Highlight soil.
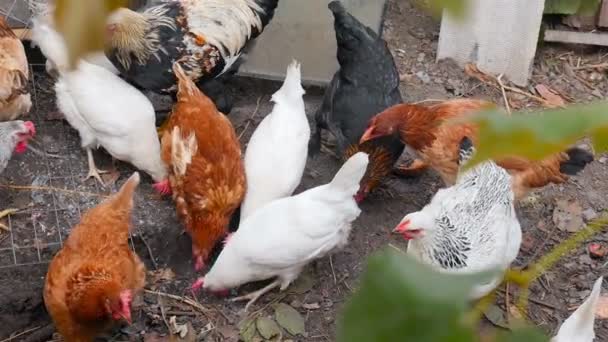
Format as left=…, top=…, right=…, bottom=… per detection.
left=2, top=0, right=608, bottom=341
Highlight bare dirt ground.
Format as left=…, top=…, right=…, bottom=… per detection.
left=2, top=0, right=608, bottom=341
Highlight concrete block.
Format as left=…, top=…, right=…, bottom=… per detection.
left=437, top=0, right=545, bottom=86
left=239, top=0, right=389, bottom=86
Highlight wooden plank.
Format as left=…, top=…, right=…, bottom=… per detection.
left=544, top=29, right=608, bottom=46
left=599, top=0, right=608, bottom=27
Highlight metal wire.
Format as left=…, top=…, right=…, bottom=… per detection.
left=0, top=0, right=138, bottom=268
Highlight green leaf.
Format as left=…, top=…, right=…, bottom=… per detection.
left=544, top=0, right=600, bottom=15
left=256, top=316, right=282, bottom=340
left=54, top=0, right=127, bottom=68
left=420, top=0, right=470, bottom=18
left=337, top=248, right=496, bottom=342
left=483, top=304, right=509, bottom=329
left=238, top=317, right=258, bottom=342
left=274, top=303, right=306, bottom=336
left=459, top=102, right=608, bottom=170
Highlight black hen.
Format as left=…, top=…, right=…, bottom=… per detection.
left=311, top=1, right=404, bottom=203
left=560, top=147, right=594, bottom=175
left=105, top=0, right=280, bottom=114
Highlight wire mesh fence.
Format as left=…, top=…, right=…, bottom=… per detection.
left=0, top=1, right=140, bottom=268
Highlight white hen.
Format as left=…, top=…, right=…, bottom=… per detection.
left=394, top=137, right=522, bottom=299
left=552, top=276, right=603, bottom=342
left=30, top=19, right=168, bottom=191
left=194, top=152, right=369, bottom=310
left=240, top=60, right=310, bottom=221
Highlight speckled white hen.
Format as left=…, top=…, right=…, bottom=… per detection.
left=239, top=60, right=310, bottom=221
left=552, top=276, right=603, bottom=342
left=30, top=20, right=168, bottom=191
left=394, top=137, right=522, bottom=299
left=194, top=152, right=369, bottom=310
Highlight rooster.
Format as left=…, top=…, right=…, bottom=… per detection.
left=552, top=277, right=603, bottom=342
left=0, top=120, right=35, bottom=230
left=0, top=16, right=32, bottom=121
left=360, top=99, right=594, bottom=199
left=239, top=60, right=309, bottom=222
left=105, top=0, right=281, bottom=115
left=394, top=137, right=521, bottom=299
left=309, top=1, right=404, bottom=203
left=161, top=62, right=246, bottom=272
left=44, top=172, right=146, bottom=341
left=30, top=19, right=169, bottom=191
left=193, top=152, right=368, bottom=310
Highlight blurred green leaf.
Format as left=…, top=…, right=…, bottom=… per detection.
left=54, top=0, right=127, bottom=68
left=337, top=249, right=496, bottom=342
left=274, top=303, right=306, bottom=336
left=416, top=0, right=469, bottom=18
left=256, top=316, right=282, bottom=340
left=459, top=102, right=608, bottom=170
left=544, top=0, right=600, bottom=15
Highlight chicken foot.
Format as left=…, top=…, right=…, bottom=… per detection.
left=85, top=148, right=108, bottom=186
left=231, top=279, right=281, bottom=311
left=0, top=208, right=19, bottom=231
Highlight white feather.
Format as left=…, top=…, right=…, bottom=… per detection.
left=240, top=61, right=309, bottom=221
left=33, top=22, right=166, bottom=182
left=182, top=0, right=266, bottom=58
left=552, top=277, right=603, bottom=342
left=402, top=159, right=522, bottom=299
left=202, top=152, right=368, bottom=291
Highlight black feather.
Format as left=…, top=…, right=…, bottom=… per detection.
left=560, top=147, right=594, bottom=175
left=458, top=136, right=474, bottom=165
left=311, top=0, right=402, bottom=157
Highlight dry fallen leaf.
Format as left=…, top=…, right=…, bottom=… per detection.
left=149, top=268, right=176, bottom=283
left=535, top=84, right=567, bottom=108
left=596, top=296, right=608, bottom=319
left=552, top=199, right=584, bottom=232
left=464, top=63, right=494, bottom=83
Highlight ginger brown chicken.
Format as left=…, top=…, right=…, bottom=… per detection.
left=360, top=99, right=594, bottom=199
left=44, top=173, right=146, bottom=342
left=161, top=62, right=246, bottom=272
left=0, top=16, right=31, bottom=120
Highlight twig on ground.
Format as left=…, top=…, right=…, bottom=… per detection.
left=238, top=96, right=263, bottom=140
left=573, top=62, right=608, bottom=70
left=1, top=326, right=41, bottom=342
left=496, top=74, right=511, bottom=115
left=138, top=234, right=158, bottom=270
left=157, top=294, right=171, bottom=334
left=144, top=289, right=210, bottom=315
left=0, top=184, right=105, bottom=198
left=329, top=255, right=337, bottom=285
left=412, top=99, right=445, bottom=104
left=27, top=143, right=67, bottom=159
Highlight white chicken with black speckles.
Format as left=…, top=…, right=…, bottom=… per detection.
left=394, top=137, right=522, bottom=299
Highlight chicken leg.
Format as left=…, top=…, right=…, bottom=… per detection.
left=0, top=208, right=18, bottom=231
left=85, top=148, right=107, bottom=186
left=230, top=280, right=281, bottom=311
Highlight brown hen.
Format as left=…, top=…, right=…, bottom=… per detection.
left=161, top=63, right=246, bottom=272
left=0, top=17, right=31, bottom=120
left=44, top=173, right=146, bottom=342
left=360, top=99, right=594, bottom=199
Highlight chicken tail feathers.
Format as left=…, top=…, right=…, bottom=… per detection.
left=30, top=18, right=69, bottom=72
left=271, top=60, right=305, bottom=105
left=110, top=172, right=140, bottom=210
left=252, top=0, right=281, bottom=29
left=560, top=147, right=594, bottom=176
left=457, top=136, right=475, bottom=165
left=554, top=277, right=602, bottom=341
left=173, top=63, right=199, bottom=98
left=329, top=152, right=369, bottom=195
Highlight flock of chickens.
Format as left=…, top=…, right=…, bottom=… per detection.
left=0, top=0, right=603, bottom=341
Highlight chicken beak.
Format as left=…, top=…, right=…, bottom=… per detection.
left=393, top=219, right=410, bottom=234
left=359, top=126, right=376, bottom=144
